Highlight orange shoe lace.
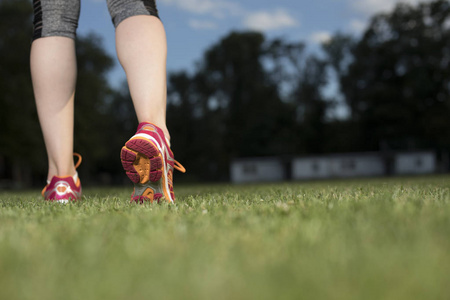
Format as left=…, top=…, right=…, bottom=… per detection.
left=73, top=153, right=82, bottom=169
left=174, top=160, right=186, bottom=173
left=168, top=160, right=185, bottom=200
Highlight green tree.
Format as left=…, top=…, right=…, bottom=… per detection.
left=167, top=32, right=301, bottom=181
left=166, top=71, right=207, bottom=181
left=341, top=0, right=450, bottom=150
left=297, top=57, right=329, bottom=153
left=201, top=32, right=297, bottom=158
left=266, top=38, right=331, bottom=154
left=0, top=0, right=44, bottom=186
left=321, top=33, right=364, bottom=152
left=73, top=33, right=116, bottom=183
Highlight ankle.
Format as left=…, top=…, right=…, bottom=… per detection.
left=47, top=164, right=76, bottom=182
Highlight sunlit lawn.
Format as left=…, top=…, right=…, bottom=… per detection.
left=0, top=176, right=449, bottom=300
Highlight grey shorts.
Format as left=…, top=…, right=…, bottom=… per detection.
left=32, top=0, right=159, bottom=41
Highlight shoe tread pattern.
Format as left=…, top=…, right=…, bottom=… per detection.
left=121, top=138, right=163, bottom=184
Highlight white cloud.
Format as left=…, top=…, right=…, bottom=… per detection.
left=349, top=19, right=367, bottom=33
left=310, top=31, right=332, bottom=44
left=159, top=0, right=242, bottom=18
left=189, top=19, right=218, bottom=30
left=349, top=0, right=435, bottom=15
left=243, top=9, right=299, bottom=31
left=159, top=0, right=298, bottom=32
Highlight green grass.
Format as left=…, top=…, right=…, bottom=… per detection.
left=0, top=176, right=449, bottom=300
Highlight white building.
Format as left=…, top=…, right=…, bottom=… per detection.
left=394, top=152, right=436, bottom=175
left=292, top=153, right=385, bottom=180
left=230, top=158, right=285, bottom=183
left=231, top=151, right=438, bottom=183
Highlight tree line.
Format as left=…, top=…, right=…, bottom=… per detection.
left=0, top=0, right=449, bottom=186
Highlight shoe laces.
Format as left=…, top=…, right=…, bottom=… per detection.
left=168, top=160, right=185, bottom=198
left=174, top=160, right=186, bottom=173
left=74, top=153, right=82, bottom=169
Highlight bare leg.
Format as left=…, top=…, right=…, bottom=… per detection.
left=30, top=37, right=77, bottom=181
left=115, top=15, right=170, bottom=140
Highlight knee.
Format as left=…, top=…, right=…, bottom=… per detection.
left=33, top=0, right=80, bottom=41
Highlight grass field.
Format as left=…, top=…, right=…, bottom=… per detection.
left=0, top=176, right=449, bottom=300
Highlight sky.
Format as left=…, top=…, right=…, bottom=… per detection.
left=78, top=0, right=435, bottom=86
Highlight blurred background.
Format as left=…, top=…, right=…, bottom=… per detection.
left=0, top=0, right=449, bottom=188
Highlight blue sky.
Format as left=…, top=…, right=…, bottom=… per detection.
left=77, top=0, right=433, bottom=86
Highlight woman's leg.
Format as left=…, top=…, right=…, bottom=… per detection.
left=31, top=0, right=80, bottom=181
left=109, top=1, right=185, bottom=203
left=115, top=15, right=170, bottom=140
left=31, top=37, right=77, bottom=180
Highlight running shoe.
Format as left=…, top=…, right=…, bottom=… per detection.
left=41, top=153, right=82, bottom=203
left=121, top=122, right=185, bottom=203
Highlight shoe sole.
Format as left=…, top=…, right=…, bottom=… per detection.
left=121, top=138, right=163, bottom=184
left=121, top=137, right=168, bottom=203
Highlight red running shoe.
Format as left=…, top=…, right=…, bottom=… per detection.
left=121, top=122, right=185, bottom=203
left=41, top=153, right=82, bottom=203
